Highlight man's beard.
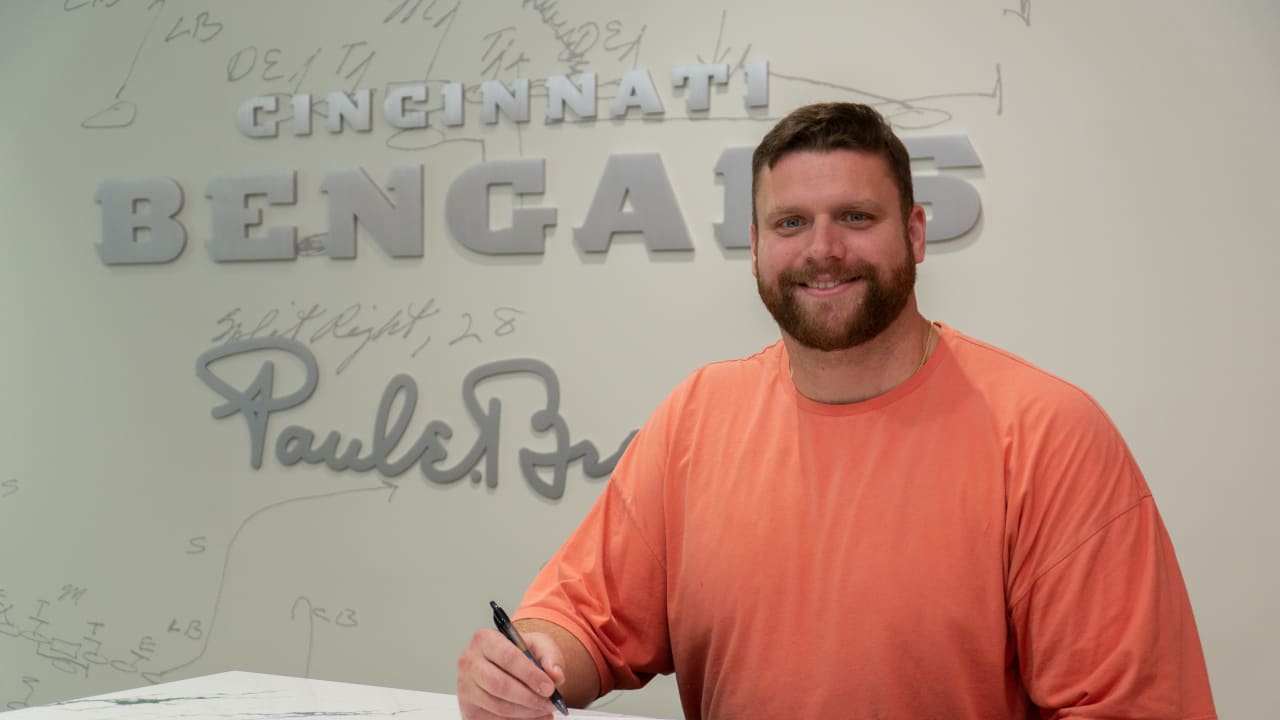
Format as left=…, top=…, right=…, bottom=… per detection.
left=756, top=243, right=916, bottom=352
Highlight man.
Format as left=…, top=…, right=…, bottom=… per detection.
left=456, top=103, right=1216, bottom=719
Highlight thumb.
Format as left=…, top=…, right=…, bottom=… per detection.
left=523, top=632, right=567, bottom=684
left=546, top=662, right=567, bottom=687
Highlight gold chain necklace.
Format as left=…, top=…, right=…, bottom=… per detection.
left=918, top=318, right=936, bottom=370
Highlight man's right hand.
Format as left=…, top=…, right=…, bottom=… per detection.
left=457, top=627, right=567, bottom=719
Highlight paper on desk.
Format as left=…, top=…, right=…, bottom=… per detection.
left=569, top=708, right=672, bottom=719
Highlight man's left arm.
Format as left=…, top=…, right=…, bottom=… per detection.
left=1010, top=497, right=1216, bottom=718
left=1005, top=392, right=1216, bottom=718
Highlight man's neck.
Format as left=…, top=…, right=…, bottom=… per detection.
left=783, top=306, right=933, bottom=404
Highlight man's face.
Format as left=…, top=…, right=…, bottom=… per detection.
left=750, top=149, right=926, bottom=351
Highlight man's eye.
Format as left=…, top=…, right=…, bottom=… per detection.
left=777, top=217, right=804, bottom=229
left=843, top=212, right=870, bottom=222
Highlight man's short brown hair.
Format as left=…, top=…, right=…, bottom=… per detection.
left=751, top=102, right=913, bottom=225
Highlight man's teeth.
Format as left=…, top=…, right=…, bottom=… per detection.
left=807, top=280, right=843, bottom=289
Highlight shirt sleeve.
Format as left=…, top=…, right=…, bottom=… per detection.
left=514, top=384, right=680, bottom=696
left=1011, top=499, right=1216, bottom=718
left=1005, top=389, right=1216, bottom=718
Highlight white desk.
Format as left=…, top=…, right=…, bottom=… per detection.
left=3, top=671, right=668, bottom=719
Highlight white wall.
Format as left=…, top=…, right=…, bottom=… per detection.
left=1, top=1, right=1276, bottom=718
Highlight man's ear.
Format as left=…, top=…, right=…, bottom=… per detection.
left=908, top=205, right=927, bottom=263
left=749, top=223, right=759, bottom=278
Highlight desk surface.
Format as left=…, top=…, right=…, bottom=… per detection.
left=3, top=671, right=668, bottom=719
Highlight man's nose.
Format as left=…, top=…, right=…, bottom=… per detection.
left=807, top=216, right=847, bottom=261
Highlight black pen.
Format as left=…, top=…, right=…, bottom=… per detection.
left=490, top=601, right=569, bottom=716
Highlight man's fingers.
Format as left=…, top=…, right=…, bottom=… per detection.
left=480, top=630, right=558, bottom=697
left=457, top=629, right=558, bottom=719
left=464, top=673, right=555, bottom=719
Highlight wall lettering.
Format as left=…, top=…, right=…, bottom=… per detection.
left=195, top=338, right=635, bottom=500
left=97, top=135, right=983, bottom=264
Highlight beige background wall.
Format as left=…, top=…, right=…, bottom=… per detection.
left=2, top=1, right=1277, bottom=718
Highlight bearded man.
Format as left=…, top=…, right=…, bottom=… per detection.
left=456, top=102, right=1216, bottom=720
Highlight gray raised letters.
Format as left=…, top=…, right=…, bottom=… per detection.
left=446, top=159, right=556, bottom=255
left=95, top=178, right=187, bottom=264
left=196, top=337, right=319, bottom=470
left=609, top=69, right=664, bottom=117
left=326, top=90, right=373, bottom=133
left=903, top=135, right=983, bottom=242
left=197, top=337, right=633, bottom=498
left=384, top=84, right=428, bottom=129
left=481, top=79, right=530, bottom=124
left=545, top=74, right=597, bottom=122
left=206, top=172, right=298, bottom=262
left=714, top=146, right=753, bottom=249
left=291, top=94, right=313, bottom=136
left=320, top=165, right=424, bottom=258
left=743, top=59, right=769, bottom=108
left=236, top=95, right=278, bottom=137
left=575, top=153, right=693, bottom=252
left=441, top=83, right=464, bottom=126
left=672, top=64, right=728, bottom=112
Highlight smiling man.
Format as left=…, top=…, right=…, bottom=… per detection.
left=751, top=129, right=929, bottom=403
left=456, top=103, right=1217, bottom=720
